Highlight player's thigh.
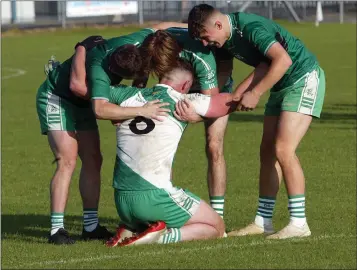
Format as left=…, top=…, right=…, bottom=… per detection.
left=47, top=131, right=78, bottom=162
left=36, top=84, right=76, bottom=135
left=261, top=116, right=280, bottom=147
left=117, top=188, right=201, bottom=229
left=276, top=112, right=312, bottom=152
left=184, top=199, right=224, bottom=231
left=204, top=115, right=229, bottom=144
left=77, top=129, right=102, bottom=166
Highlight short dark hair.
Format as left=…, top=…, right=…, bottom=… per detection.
left=188, top=4, right=216, bottom=39
left=140, top=30, right=182, bottom=79
left=108, top=44, right=142, bottom=79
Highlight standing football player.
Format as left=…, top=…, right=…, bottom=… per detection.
left=184, top=4, right=326, bottom=239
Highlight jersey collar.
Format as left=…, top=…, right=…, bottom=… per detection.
left=226, top=14, right=233, bottom=41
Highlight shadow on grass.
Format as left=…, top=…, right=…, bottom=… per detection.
left=1, top=214, right=119, bottom=243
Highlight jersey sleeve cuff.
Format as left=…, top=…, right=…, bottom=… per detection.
left=263, top=40, right=277, bottom=55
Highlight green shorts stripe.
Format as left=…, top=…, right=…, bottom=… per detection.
left=265, top=66, right=326, bottom=118
left=36, top=81, right=98, bottom=135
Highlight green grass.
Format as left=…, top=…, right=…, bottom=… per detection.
left=2, top=22, right=356, bottom=269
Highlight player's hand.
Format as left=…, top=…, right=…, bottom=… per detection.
left=237, top=90, right=261, bottom=111
left=75, top=35, right=105, bottom=51
left=141, top=100, right=170, bottom=121
left=111, top=120, right=124, bottom=126
left=44, top=55, right=61, bottom=76
left=174, top=99, right=201, bottom=123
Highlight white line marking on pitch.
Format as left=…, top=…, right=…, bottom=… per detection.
left=17, top=233, right=355, bottom=268
left=2, top=67, right=27, bottom=80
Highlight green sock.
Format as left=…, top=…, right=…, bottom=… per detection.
left=255, top=196, right=276, bottom=227
left=83, top=208, right=98, bottom=232
left=210, top=196, right=224, bottom=219
left=288, top=195, right=306, bottom=227
left=51, top=212, right=64, bottom=235
left=157, top=228, right=181, bottom=244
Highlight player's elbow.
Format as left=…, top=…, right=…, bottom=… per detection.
left=70, top=81, right=87, bottom=97
left=92, top=101, right=106, bottom=119
left=281, top=54, right=292, bottom=69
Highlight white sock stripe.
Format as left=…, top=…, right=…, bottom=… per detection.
left=291, top=212, right=305, bottom=216
left=51, top=219, right=64, bottom=223
left=84, top=213, right=98, bottom=216
left=288, top=202, right=305, bottom=208
left=84, top=215, right=98, bottom=219
left=212, top=203, right=224, bottom=209
left=288, top=197, right=305, bottom=202
left=215, top=210, right=224, bottom=214
left=51, top=224, right=64, bottom=228
left=84, top=220, right=98, bottom=224
left=84, top=222, right=98, bottom=226
left=258, top=198, right=276, bottom=203
left=84, top=216, right=98, bottom=220
left=257, top=208, right=273, bottom=214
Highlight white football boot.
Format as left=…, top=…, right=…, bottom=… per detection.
left=227, top=222, right=274, bottom=237
left=266, top=222, right=311, bottom=240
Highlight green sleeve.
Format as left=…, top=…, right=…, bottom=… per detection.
left=244, top=22, right=277, bottom=56
left=190, top=50, right=218, bottom=91
left=88, top=64, right=111, bottom=100
left=125, top=28, right=155, bottom=45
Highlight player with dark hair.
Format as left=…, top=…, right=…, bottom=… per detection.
left=37, top=35, right=169, bottom=245
left=185, top=4, right=326, bottom=239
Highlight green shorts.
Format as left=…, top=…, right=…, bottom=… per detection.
left=36, top=81, right=97, bottom=135
left=265, top=66, right=326, bottom=118
left=114, top=187, right=201, bottom=230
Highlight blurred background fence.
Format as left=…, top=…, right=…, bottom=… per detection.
left=1, top=0, right=356, bottom=31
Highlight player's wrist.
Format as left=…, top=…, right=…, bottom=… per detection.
left=75, top=43, right=87, bottom=51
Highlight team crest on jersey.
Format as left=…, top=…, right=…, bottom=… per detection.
left=207, top=70, right=215, bottom=80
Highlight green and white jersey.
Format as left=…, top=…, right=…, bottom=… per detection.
left=86, top=28, right=155, bottom=100
left=44, top=28, right=155, bottom=106
left=109, top=84, right=211, bottom=191
left=223, top=12, right=318, bottom=91
left=167, top=28, right=218, bottom=91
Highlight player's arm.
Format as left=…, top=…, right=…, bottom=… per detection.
left=70, top=45, right=89, bottom=99
left=232, top=61, right=269, bottom=101
left=250, top=43, right=291, bottom=97
left=176, top=93, right=238, bottom=121
left=89, top=68, right=170, bottom=121
left=70, top=36, right=105, bottom=98
left=237, top=24, right=292, bottom=110
left=151, top=22, right=188, bottom=31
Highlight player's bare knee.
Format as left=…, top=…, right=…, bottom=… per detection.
left=205, top=138, right=224, bottom=162
left=275, top=143, right=295, bottom=164
left=56, top=155, right=77, bottom=172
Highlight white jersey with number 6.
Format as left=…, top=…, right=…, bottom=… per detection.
left=109, top=84, right=211, bottom=192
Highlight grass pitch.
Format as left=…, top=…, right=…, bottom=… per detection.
left=1, top=23, right=356, bottom=269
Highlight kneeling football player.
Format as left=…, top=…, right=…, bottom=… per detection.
left=105, top=60, right=239, bottom=246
